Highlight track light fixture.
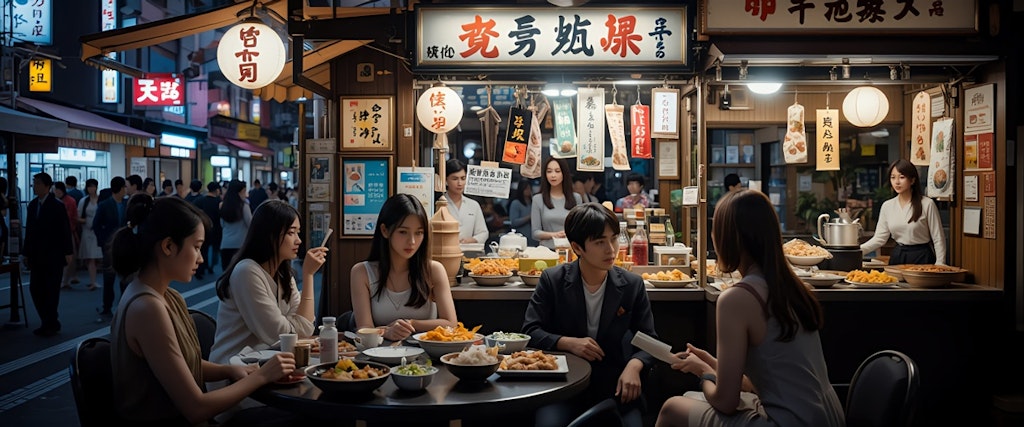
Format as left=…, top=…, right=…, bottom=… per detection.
left=829, top=66, right=838, bottom=81
left=715, top=62, right=722, bottom=81
left=739, top=60, right=748, bottom=80
left=841, top=58, right=851, bottom=79
left=889, top=65, right=899, bottom=80
left=901, top=64, right=910, bottom=80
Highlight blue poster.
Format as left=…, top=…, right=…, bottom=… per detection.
left=342, top=158, right=390, bottom=236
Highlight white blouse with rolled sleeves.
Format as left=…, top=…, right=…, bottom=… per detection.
left=860, top=196, right=946, bottom=265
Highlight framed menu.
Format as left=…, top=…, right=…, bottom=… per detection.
left=650, top=87, right=679, bottom=139
left=340, top=156, right=392, bottom=238
left=306, top=154, right=334, bottom=202
left=341, top=96, right=393, bottom=151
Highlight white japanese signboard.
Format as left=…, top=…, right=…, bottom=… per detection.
left=417, top=7, right=686, bottom=66
left=3, top=0, right=52, bottom=45
left=465, top=165, right=512, bottom=199
left=705, top=0, right=977, bottom=34
left=397, top=167, right=435, bottom=215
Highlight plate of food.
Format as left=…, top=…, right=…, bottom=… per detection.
left=468, top=273, right=514, bottom=286
left=802, top=273, right=844, bottom=288
left=786, top=255, right=828, bottom=266
left=845, top=269, right=900, bottom=288
left=299, top=338, right=358, bottom=357
left=782, top=239, right=832, bottom=266
left=497, top=350, right=568, bottom=378
left=647, top=279, right=698, bottom=288
left=899, top=264, right=967, bottom=288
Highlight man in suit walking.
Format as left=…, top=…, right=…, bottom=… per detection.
left=92, top=176, right=128, bottom=317
left=24, top=172, right=74, bottom=336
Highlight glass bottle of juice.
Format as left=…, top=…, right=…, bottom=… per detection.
left=616, top=221, right=630, bottom=266
left=631, top=220, right=649, bottom=266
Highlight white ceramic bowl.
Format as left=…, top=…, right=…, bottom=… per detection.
left=468, top=274, right=513, bottom=286
left=484, top=332, right=531, bottom=353
left=362, top=346, right=425, bottom=365
left=390, top=364, right=438, bottom=391
left=440, top=352, right=501, bottom=383
left=786, top=254, right=827, bottom=266
left=412, top=332, right=485, bottom=359
left=519, top=273, right=541, bottom=286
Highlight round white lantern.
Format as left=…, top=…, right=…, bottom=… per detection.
left=217, top=20, right=286, bottom=90
left=842, top=86, right=889, bottom=127
left=416, top=86, right=464, bottom=134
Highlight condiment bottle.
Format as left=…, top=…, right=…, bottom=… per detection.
left=319, top=316, right=339, bottom=365
left=616, top=221, right=630, bottom=266
left=631, top=220, right=649, bottom=266
left=665, top=219, right=675, bottom=247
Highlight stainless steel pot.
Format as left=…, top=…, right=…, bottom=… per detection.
left=815, top=214, right=862, bottom=248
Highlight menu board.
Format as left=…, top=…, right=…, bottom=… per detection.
left=341, top=157, right=391, bottom=237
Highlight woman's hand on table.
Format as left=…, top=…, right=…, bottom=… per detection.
left=384, top=319, right=415, bottom=341
left=255, top=352, right=296, bottom=384
left=302, top=247, right=329, bottom=277
left=560, top=337, right=605, bottom=362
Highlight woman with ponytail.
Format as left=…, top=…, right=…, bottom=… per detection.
left=110, top=194, right=297, bottom=426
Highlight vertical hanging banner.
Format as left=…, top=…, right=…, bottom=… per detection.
left=816, top=109, right=839, bottom=171
left=650, top=88, right=679, bottom=139
left=577, top=87, right=606, bottom=172
left=784, top=102, right=808, bottom=164
left=911, top=91, right=931, bottom=166
left=606, top=104, right=630, bottom=171
left=630, top=104, right=652, bottom=158
left=502, top=107, right=531, bottom=164
left=927, top=118, right=954, bottom=198
left=521, top=100, right=549, bottom=179
left=551, top=98, right=577, bottom=158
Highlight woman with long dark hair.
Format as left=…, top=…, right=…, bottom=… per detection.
left=531, top=157, right=582, bottom=249
left=110, top=195, right=296, bottom=425
left=210, top=200, right=328, bottom=364
left=219, top=180, right=251, bottom=270
left=350, top=194, right=457, bottom=342
left=657, top=190, right=844, bottom=427
left=861, top=158, right=946, bottom=265
left=142, top=177, right=157, bottom=197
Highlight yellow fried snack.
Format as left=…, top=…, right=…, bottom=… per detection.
left=464, top=258, right=516, bottom=275
left=846, top=269, right=898, bottom=284
left=421, top=322, right=483, bottom=341
left=641, top=269, right=692, bottom=281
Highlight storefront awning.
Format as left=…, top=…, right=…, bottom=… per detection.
left=253, top=39, right=371, bottom=102
left=0, top=105, right=68, bottom=138
left=17, top=97, right=158, bottom=148
left=211, top=136, right=274, bottom=156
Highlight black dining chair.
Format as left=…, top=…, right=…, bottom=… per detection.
left=845, top=350, right=920, bottom=427
left=189, top=309, right=217, bottom=361
left=69, top=336, right=127, bottom=426
left=567, top=398, right=624, bottom=427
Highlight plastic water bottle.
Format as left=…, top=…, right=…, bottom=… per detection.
left=319, top=317, right=339, bottom=365
left=665, top=219, right=675, bottom=247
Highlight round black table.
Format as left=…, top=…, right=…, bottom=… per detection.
left=250, top=352, right=591, bottom=423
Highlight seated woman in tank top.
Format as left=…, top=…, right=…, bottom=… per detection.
left=350, top=194, right=458, bottom=342
left=657, top=190, right=845, bottom=427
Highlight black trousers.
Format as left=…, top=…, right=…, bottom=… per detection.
left=101, top=248, right=127, bottom=313
left=891, top=242, right=936, bottom=265
left=29, top=261, right=64, bottom=331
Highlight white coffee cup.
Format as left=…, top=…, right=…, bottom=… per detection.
left=279, top=333, right=298, bottom=354
left=355, top=327, right=383, bottom=348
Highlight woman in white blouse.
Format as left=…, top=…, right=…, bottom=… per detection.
left=861, top=159, right=946, bottom=265
left=210, top=200, right=329, bottom=364
left=442, top=159, right=488, bottom=244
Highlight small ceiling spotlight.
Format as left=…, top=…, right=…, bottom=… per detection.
left=889, top=65, right=899, bottom=80
left=829, top=66, right=838, bottom=81
left=901, top=64, right=911, bottom=80
left=738, top=60, right=749, bottom=80
left=841, top=58, right=851, bottom=79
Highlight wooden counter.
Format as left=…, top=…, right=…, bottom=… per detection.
left=704, top=282, right=1003, bottom=302
left=452, top=278, right=706, bottom=302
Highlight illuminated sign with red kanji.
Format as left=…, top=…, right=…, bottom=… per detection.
left=417, top=7, right=686, bottom=66
left=133, top=74, right=183, bottom=106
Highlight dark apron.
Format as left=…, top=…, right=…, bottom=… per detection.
left=891, top=243, right=936, bottom=265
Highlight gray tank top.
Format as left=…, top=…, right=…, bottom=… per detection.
left=733, top=275, right=846, bottom=426
left=364, top=261, right=436, bottom=326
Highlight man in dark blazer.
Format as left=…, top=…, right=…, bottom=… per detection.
left=523, top=203, right=657, bottom=427
left=23, top=172, right=74, bottom=336
left=92, top=176, right=128, bottom=316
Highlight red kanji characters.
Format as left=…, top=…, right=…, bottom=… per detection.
left=600, top=14, right=642, bottom=58
left=458, top=15, right=499, bottom=58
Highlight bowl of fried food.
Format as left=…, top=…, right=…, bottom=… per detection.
left=899, top=264, right=968, bottom=288
left=641, top=269, right=696, bottom=288
left=305, top=359, right=390, bottom=394
left=844, top=269, right=900, bottom=288
left=518, top=268, right=544, bottom=286
left=783, top=239, right=832, bottom=266
left=413, top=323, right=485, bottom=359
left=440, top=345, right=502, bottom=383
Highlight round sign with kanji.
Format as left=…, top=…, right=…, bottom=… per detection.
left=217, top=20, right=286, bottom=90
left=416, top=86, right=463, bottom=134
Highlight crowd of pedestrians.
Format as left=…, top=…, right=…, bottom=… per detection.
left=12, top=172, right=298, bottom=336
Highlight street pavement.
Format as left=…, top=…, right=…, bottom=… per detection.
left=0, top=260, right=319, bottom=426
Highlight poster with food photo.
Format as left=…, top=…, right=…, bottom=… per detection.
left=783, top=102, right=808, bottom=164
left=927, top=118, right=954, bottom=198
left=576, top=87, right=606, bottom=172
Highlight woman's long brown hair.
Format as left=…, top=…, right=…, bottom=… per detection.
left=713, top=190, right=824, bottom=341
left=890, top=159, right=924, bottom=223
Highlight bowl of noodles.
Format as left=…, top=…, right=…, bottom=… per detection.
left=440, top=345, right=502, bottom=382
left=413, top=323, right=485, bottom=359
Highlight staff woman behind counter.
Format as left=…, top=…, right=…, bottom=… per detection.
left=860, top=159, right=946, bottom=265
